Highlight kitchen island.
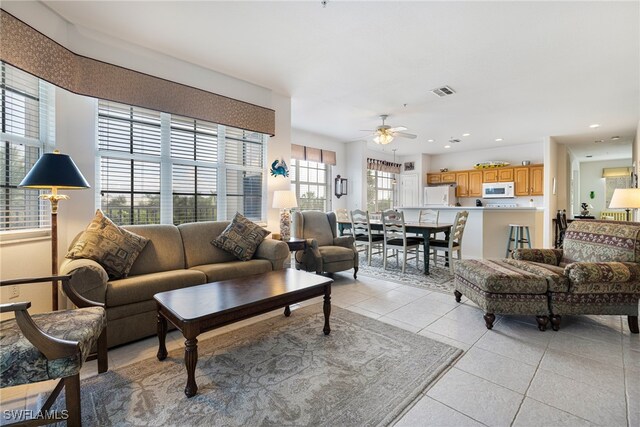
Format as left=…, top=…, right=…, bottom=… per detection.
left=397, top=206, right=544, bottom=260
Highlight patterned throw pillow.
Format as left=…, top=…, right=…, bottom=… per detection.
left=212, top=212, right=270, bottom=261
left=66, top=210, right=149, bottom=279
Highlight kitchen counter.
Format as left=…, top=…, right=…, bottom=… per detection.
left=396, top=206, right=544, bottom=259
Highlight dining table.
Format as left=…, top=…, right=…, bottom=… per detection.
left=337, top=220, right=453, bottom=275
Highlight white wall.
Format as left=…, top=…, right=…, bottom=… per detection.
left=578, top=158, right=632, bottom=218
left=0, top=2, right=293, bottom=314
left=429, top=142, right=543, bottom=171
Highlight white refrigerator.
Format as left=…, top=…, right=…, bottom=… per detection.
left=424, top=185, right=457, bottom=206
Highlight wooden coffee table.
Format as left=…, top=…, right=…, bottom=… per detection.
left=154, top=269, right=333, bottom=397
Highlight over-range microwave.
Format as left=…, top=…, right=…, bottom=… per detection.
left=482, top=182, right=515, bottom=198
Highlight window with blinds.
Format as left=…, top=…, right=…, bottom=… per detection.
left=98, top=102, right=162, bottom=225
left=290, top=159, right=330, bottom=211
left=97, top=100, right=266, bottom=225
left=367, top=170, right=395, bottom=213
left=0, top=62, right=54, bottom=232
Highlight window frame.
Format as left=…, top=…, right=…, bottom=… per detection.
left=290, top=158, right=331, bottom=212
left=367, top=169, right=396, bottom=213
left=0, top=62, right=55, bottom=241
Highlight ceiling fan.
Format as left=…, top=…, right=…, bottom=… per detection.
left=363, top=114, right=417, bottom=145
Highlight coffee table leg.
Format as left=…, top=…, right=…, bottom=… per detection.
left=184, top=337, right=198, bottom=398
left=323, top=285, right=331, bottom=335
left=157, top=312, right=168, bottom=361
left=284, top=305, right=291, bottom=317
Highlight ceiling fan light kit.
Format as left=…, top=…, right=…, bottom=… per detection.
left=368, top=114, right=417, bottom=145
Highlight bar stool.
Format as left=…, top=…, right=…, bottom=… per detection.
left=506, top=224, right=531, bottom=257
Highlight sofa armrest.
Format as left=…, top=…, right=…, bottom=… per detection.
left=512, top=249, right=563, bottom=265
left=59, top=258, right=108, bottom=305
left=565, top=262, right=640, bottom=285
left=333, top=235, right=355, bottom=249
left=254, top=238, right=290, bottom=270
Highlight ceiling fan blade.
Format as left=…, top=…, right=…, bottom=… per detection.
left=388, top=126, right=407, bottom=132
left=393, top=131, right=417, bottom=139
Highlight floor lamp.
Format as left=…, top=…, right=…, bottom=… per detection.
left=19, top=150, right=90, bottom=311
left=609, top=188, right=640, bottom=222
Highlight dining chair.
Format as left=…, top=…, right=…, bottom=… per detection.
left=381, top=209, right=423, bottom=273
left=350, top=209, right=384, bottom=266
left=556, top=209, right=568, bottom=248
left=335, top=208, right=352, bottom=236
left=418, top=209, right=440, bottom=239
left=429, top=210, right=469, bottom=274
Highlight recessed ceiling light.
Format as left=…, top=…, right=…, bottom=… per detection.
left=495, top=138, right=503, bottom=142
left=611, top=136, right=620, bottom=140
left=462, top=133, right=471, bottom=137
left=427, top=139, right=434, bottom=142
left=444, top=145, right=451, bottom=149
left=589, top=124, right=600, bottom=128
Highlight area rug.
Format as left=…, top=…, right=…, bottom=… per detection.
left=356, top=253, right=455, bottom=294
left=77, top=304, right=461, bottom=426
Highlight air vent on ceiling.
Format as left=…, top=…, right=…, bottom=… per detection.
left=449, top=138, right=461, bottom=144
left=431, top=86, right=456, bottom=97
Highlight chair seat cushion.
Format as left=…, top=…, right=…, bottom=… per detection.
left=318, top=246, right=355, bottom=263
left=386, top=237, right=423, bottom=246
left=454, top=259, right=550, bottom=294
left=501, top=259, right=569, bottom=292
left=0, top=307, right=106, bottom=387
left=429, top=239, right=458, bottom=249
left=355, top=234, right=384, bottom=242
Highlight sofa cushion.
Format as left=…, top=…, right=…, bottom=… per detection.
left=562, top=220, right=640, bottom=264
left=501, top=259, right=569, bottom=292
left=190, top=259, right=272, bottom=282
left=454, top=259, right=549, bottom=294
left=178, top=221, right=239, bottom=268
left=66, top=210, right=149, bottom=279
left=106, top=269, right=207, bottom=307
left=122, top=224, right=186, bottom=275
left=318, top=246, right=355, bottom=263
left=212, top=213, right=270, bottom=261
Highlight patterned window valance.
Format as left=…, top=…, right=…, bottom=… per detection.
left=291, top=144, right=337, bottom=166
left=0, top=10, right=275, bottom=136
left=367, top=158, right=401, bottom=174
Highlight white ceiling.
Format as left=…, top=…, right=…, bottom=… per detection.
left=42, top=0, right=639, bottom=158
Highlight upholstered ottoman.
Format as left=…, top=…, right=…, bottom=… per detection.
left=453, top=259, right=563, bottom=331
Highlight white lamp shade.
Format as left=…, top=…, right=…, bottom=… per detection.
left=609, top=188, right=640, bottom=209
left=272, top=190, right=298, bottom=209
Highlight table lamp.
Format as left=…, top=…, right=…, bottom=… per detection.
left=272, top=190, right=298, bottom=240
left=609, top=188, right=640, bottom=222
left=19, top=150, right=90, bottom=310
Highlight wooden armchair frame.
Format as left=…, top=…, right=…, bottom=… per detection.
left=0, top=275, right=108, bottom=427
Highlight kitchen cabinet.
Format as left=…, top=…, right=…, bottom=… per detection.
left=530, top=165, right=544, bottom=195
left=514, top=165, right=544, bottom=196
left=497, top=168, right=514, bottom=182
left=483, top=170, right=498, bottom=183
left=514, top=167, right=530, bottom=196
left=468, top=170, right=483, bottom=197
left=456, top=172, right=469, bottom=197
left=427, top=173, right=441, bottom=184
left=441, top=172, right=456, bottom=183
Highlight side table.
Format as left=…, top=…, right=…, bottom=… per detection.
left=281, top=237, right=307, bottom=267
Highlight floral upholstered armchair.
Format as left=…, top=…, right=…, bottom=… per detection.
left=513, top=220, right=640, bottom=333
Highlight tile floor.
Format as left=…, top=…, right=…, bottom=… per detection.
left=2, top=271, right=638, bottom=426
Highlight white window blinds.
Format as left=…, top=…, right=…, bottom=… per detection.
left=97, top=100, right=267, bottom=225
left=0, top=62, right=54, bottom=232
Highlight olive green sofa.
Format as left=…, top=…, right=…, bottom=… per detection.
left=60, top=221, right=289, bottom=348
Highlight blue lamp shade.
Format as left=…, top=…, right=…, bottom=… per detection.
left=19, top=151, right=90, bottom=189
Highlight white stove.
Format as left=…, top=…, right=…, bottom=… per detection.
left=485, top=203, right=518, bottom=208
